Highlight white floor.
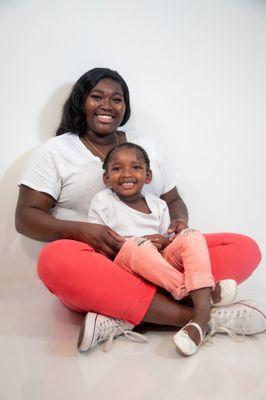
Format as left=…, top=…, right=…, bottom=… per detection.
left=0, top=249, right=265, bottom=400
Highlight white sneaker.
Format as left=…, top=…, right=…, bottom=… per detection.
left=208, top=300, right=266, bottom=337
left=77, top=312, right=147, bottom=352
left=211, top=279, right=237, bottom=307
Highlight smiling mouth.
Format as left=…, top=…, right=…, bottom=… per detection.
left=119, top=182, right=135, bottom=188
left=95, top=114, right=114, bottom=122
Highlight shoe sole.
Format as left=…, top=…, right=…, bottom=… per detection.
left=174, top=344, right=191, bottom=357
left=78, top=312, right=98, bottom=352
left=174, top=338, right=197, bottom=357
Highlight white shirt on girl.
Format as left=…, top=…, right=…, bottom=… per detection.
left=88, top=188, right=171, bottom=238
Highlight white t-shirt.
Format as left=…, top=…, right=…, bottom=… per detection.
left=19, top=132, right=176, bottom=222
left=88, top=189, right=171, bottom=237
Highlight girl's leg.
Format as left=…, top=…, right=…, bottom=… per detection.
left=203, top=233, right=262, bottom=284
left=185, top=288, right=211, bottom=345
left=146, top=232, right=262, bottom=336
left=163, top=230, right=215, bottom=343
left=114, top=237, right=190, bottom=300
left=37, top=239, right=193, bottom=327
left=163, top=229, right=215, bottom=293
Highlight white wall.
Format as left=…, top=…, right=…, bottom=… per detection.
left=1, top=0, right=265, bottom=279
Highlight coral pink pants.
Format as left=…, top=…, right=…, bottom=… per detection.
left=114, top=230, right=215, bottom=300
left=37, top=233, right=261, bottom=325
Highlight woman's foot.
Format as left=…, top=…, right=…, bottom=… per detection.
left=78, top=312, right=147, bottom=352
left=211, top=279, right=237, bottom=307
left=209, top=300, right=266, bottom=336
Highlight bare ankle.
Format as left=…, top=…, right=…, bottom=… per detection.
left=212, top=282, right=222, bottom=303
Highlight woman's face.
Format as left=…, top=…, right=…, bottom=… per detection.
left=84, top=78, right=126, bottom=137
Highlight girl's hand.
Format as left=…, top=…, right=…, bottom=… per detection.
left=167, top=218, right=189, bottom=236
left=143, top=234, right=170, bottom=251
left=74, top=223, right=125, bottom=259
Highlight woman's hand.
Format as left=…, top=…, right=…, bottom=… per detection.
left=143, top=234, right=170, bottom=251
left=167, top=218, right=189, bottom=236
left=15, top=185, right=125, bottom=259
left=74, top=222, right=125, bottom=259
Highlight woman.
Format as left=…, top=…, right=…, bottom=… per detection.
left=15, top=68, right=264, bottom=353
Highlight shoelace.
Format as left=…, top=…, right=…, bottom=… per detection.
left=211, top=308, right=250, bottom=326
left=103, top=324, right=148, bottom=352
left=94, top=318, right=147, bottom=352
left=204, top=325, right=245, bottom=344
left=206, top=308, right=250, bottom=343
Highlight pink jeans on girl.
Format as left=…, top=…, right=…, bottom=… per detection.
left=114, top=229, right=215, bottom=300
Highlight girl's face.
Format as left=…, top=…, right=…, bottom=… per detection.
left=84, top=78, right=126, bottom=137
left=103, top=148, right=152, bottom=201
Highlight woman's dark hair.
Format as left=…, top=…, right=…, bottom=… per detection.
left=103, top=142, right=151, bottom=171
left=56, top=68, right=131, bottom=136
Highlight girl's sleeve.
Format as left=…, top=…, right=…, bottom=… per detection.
left=158, top=199, right=171, bottom=234
left=87, top=192, right=109, bottom=226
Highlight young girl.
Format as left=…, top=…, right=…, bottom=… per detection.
left=87, top=142, right=237, bottom=356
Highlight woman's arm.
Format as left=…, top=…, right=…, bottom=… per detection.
left=160, top=187, right=189, bottom=233
left=160, top=186, right=188, bottom=222
left=16, top=185, right=70, bottom=241
left=15, top=185, right=125, bottom=258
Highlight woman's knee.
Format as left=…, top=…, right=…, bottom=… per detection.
left=37, top=239, right=94, bottom=286
left=236, top=234, right=262, bottom=266
left=208, top=233, right=262, bottom=283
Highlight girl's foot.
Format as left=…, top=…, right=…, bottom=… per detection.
left=211, top=279, right=237, bottom=307
left=173, top=320, right=206, bottom=356
left=174, top=312, right=210, bottom=356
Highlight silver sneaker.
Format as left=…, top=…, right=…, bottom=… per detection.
left=78, top=312, right=147, bottom=352
left=208, top=300, right=266, bottom=338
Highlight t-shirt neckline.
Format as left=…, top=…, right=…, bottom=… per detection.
left=110, top=189, right=152, bottom=215
left=76, top=132, right=131, bottom=162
